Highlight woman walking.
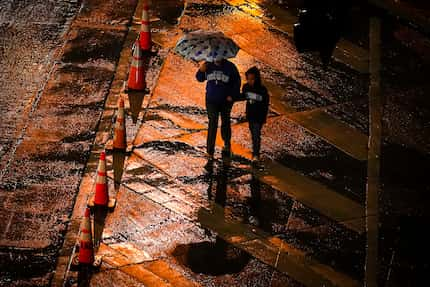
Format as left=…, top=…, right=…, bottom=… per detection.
left=241, top=67, right=270, bottom=162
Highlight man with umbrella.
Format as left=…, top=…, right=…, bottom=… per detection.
left=196, top=58, right=240, bottom=158
left=175, top=30, right=241, bottom=159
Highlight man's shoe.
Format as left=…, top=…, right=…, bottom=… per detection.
left=222, top=147, right=231, bottom=157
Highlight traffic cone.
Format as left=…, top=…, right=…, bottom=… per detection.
left=113, top=98, right=127, bottom=151
left=78, top=208, right=94, bottom=265
left=127, top=40, right=147, bottom=91
left=93, top=152, right=109, bottom=206
left=139, top=0, right=151, bottom=51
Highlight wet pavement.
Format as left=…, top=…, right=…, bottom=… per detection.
left=1, top=0, right=430, bottom=286
left=0, top=0, right=138, bottom=285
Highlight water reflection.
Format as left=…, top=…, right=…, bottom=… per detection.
left=173, top=154, right=250, bottom=275
left=214, top=155, right=229, bottom=208
left=247, top=174, right=283, bottom=233
left=248, top=174, right=262, bottom=228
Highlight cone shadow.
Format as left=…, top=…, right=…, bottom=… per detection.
left=113, top=150, right=126, bottom=191
left=77, top=264, right=92, bottom=287
left=127, top=91, right=145, bottom=124
left=92, top=206, right=108, bottom=252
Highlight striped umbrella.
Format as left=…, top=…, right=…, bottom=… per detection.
left=174, top=30, right=239, bottom=62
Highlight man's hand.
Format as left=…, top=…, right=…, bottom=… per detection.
left=199, top=62, right=207, bottom=72
left=226, top=96, right=233, bottom=102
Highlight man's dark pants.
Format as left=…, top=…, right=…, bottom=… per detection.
left=206, top=102, right=232, bottom=155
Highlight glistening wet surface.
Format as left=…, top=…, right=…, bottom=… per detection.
left=0, top=0, right=135, bottom=284
left=126, top=138, right=365, bottom=281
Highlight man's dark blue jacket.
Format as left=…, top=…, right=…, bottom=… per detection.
left=196, top=60, right=241, bottom=105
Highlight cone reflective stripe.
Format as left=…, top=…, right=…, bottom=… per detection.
left=113, top=98, right=127, bottom=150
left=127, top=40, right=146, bottom=91
left=139, top=1, right=151, bottom=51
left=79, top=208, right=94, bottom=265
left=94, top=152, right=109, bottom=206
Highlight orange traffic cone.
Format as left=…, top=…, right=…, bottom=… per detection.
left=113, top=98, right=127, bottom=151
left=127, top=40, right=147, bottom=91
left=93, top=152, right=109, bottom=206
left=78, top=208, right=94, bottom=265
left=139, top=0, right=151, bottom=51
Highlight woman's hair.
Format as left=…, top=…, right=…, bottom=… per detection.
left=245, top=66, right=262, bottom=87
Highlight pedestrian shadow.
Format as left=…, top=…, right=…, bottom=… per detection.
left=204, top=158, right=215, bottom=201
left=172, top=153, right=250, bottom=275
left=205, top=152, right=230, bottom=206
left=77, top=265, right=92, bottom=287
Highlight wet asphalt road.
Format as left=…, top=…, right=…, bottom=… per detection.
left=0, top=0, right=77, bottom=173
left=0, top=0, right=80, bottom=285
left=1, top=0, right=430, bottom=286
left=0, top=0, right=138, bottom=285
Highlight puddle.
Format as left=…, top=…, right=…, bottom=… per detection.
left=0, top=247, right=56, bottom=280
left=136, top=140, right=200, bottom=156
left=61, top=28, right=125, bottom=64
left=62, top=131, right=96, bottom=143
left=154, top=104, right=207, bottom=116
left=153, top=0, right=185, bottom=25
left=32, top=149, right=90, bottom=165
left=172, top=237, right=250, bottom=276
left=124, top=164, right=173, bottom=188
left=54, top=101, right=105, bottom=116
left=77, top=0, right=137, bottom=25
left=185, top=2, right=235, bottom=18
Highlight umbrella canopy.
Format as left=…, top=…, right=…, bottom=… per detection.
left=174, top=30, right=239, bottom=62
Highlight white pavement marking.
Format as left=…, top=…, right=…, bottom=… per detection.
left=2, top=212, right=14, bottom=239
